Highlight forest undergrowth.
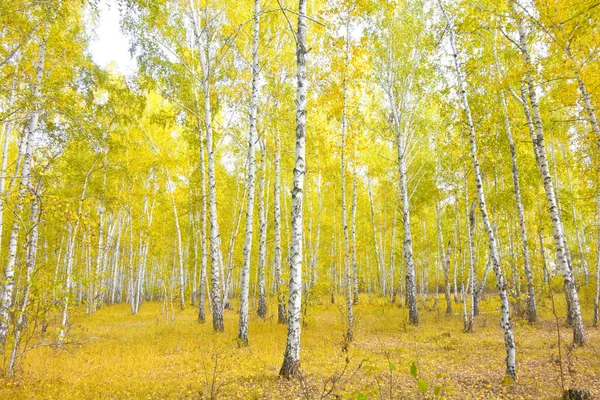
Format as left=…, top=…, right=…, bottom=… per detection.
left=1, top=292, right=599, bottom=399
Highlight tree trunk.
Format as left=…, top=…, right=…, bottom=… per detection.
left=0, top=35, right=46, bottom=346
left=499, top=90, right=537, bottom=322
left=238, top=0, right=261, bottom=345
left=166, top=169, right=186, bottom=311
left=439, top=0, right=517, bottom=379
left=340, top=24, right=354, bottom=342
left=58, top=160, right=96, bottom=346
left=257, top=142, right=268, bottom=319
left=351, top=173, right=359, bottom=305
left=273, top=130, right=286, bottom=324
left=436, top=203, right=452, bottom=315
left=511, top=0, right=585, bottom=345
left=280, top=0, right=307, bottom=379
left=595, top=191, right=600, bottom=327
left=198, top=123, right=208, bottom=323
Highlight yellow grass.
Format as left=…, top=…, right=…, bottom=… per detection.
left=1, top=294, right=599, bottom=399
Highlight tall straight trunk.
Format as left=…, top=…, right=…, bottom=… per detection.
left=351, top=173, right=359, bottom=304
left=367, top=180, right=383, bottom=296
left=91, top=156, right=108, bottom=313
left=511, top=0, right=585, bottom=346
left=439, top=1, right=517, bottom=380
left=191, top=212, right=198, bottom=306
left=595, top=191, right=600, bottom=327
left=128, top=210, right=135, bottom=312
left=225, top=181, right=245, bottom=308
left=340, top=24, right=354, bottom=342
left=198, top=123, right=208, bottom=323
left=257, top=142, right=268, bottom=318
left=58, top=160, right=96, bottom=346
left=201, top=28, right=224, bottom=332
left=576, top=73, right=600, bottom=150
left=110, top=214, right=123, bottom=305
left=396, top=121, right=418, bottom=324
left=280, top=0, right=307, bottom=379
left=238, top=0, right=260, bottom=345
left=273, top=130, right=286, bottom=323
left=167, top=170, right=186, bottom=310
left=436, top=203, right=452, bottom=315
left=389, top=201, right=396, bottom=304
left=465, top=179, right=474, bottom=332
left=0, top=35, right=46, bottom=346
left=8, top=186, right=41, bottom=377
left=309, top=177, right=321, bottom=291
left=561, top=145, right=589, bottom=284
left=0, top=70, right=18, bottom=260
left=500, top=90, right=537, bottom=323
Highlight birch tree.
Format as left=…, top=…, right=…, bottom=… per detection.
left=280, top=0, right=307, bottom=379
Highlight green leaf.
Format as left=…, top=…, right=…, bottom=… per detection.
left=417, top=380, right=428, bottom=393
left=434, top=385, right=442, bottom=396
left=389, top=363, right=396, bottom=371
left=410, top=361, right=418, bottom=379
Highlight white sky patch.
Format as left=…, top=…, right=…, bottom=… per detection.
left=88, top=0, right=136, bottom=76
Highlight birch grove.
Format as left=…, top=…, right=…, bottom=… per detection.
left=0, top=0, right=599, bottom=394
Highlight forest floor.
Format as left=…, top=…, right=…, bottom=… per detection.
left=0, top=293, right=599, bottom=399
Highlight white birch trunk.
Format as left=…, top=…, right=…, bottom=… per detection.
left=257, top=142, right=268, bottom=319
left=273, top=130, right=286, bottom=323
left=340, top=24, right=354, bottom=341
left=0, top=35, right=46, bottom=346
left=280, top=0, right=307, bottom=378
left=500, top=90, right=537, bottom=323
left=511, top=0, right=585, bottom=345
left=58, top=160, right=96, bottom=346
left=439, top=0, right=517, bottom=379
left=238, top=0, right=260, bottom=344
left=351, top=173, right=359, bottom=304
left=167, top=170, right=185, bottom=311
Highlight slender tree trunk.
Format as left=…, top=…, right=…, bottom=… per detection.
left=595, top=191, right=600, bottom=327
left=201, top=30, right=224, bottom=332
left=198, top=124, right=208, bottom=323
left=351, top=173, right=359, bottom=305
left=465, top=179, right=474, bottom=332
left=511, top=1, right=585, bottom=345
left=166, top=170, right=186, bottom=310
left=561, top=145, right=589, bottom=284
left=58, top=160, right=96, bottom=346
left=340, top=24, right=354, bottom=342
left=436, top=203, right=452, bottom=315
left=257, top=142, right=268, bottom=319
left=500, top=90, right=537, bottom=323
left=280, top=0, right=307, bottom=378
left=439, top=1, right=517, bottom=379
left=367, top=179, right=383, bottom=297
left=273, top=130, right=286, bottom=323
left=0, top=70, right=18, bottom=261
left=8, top=186, right=41, bottom=377
left=0, top=35, right=46, bottom=346
left=594, top=192, right=600, bottom=326
left=238, top=0, right=260, bottom=344
left=398, top=132, right=418, bottom=323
